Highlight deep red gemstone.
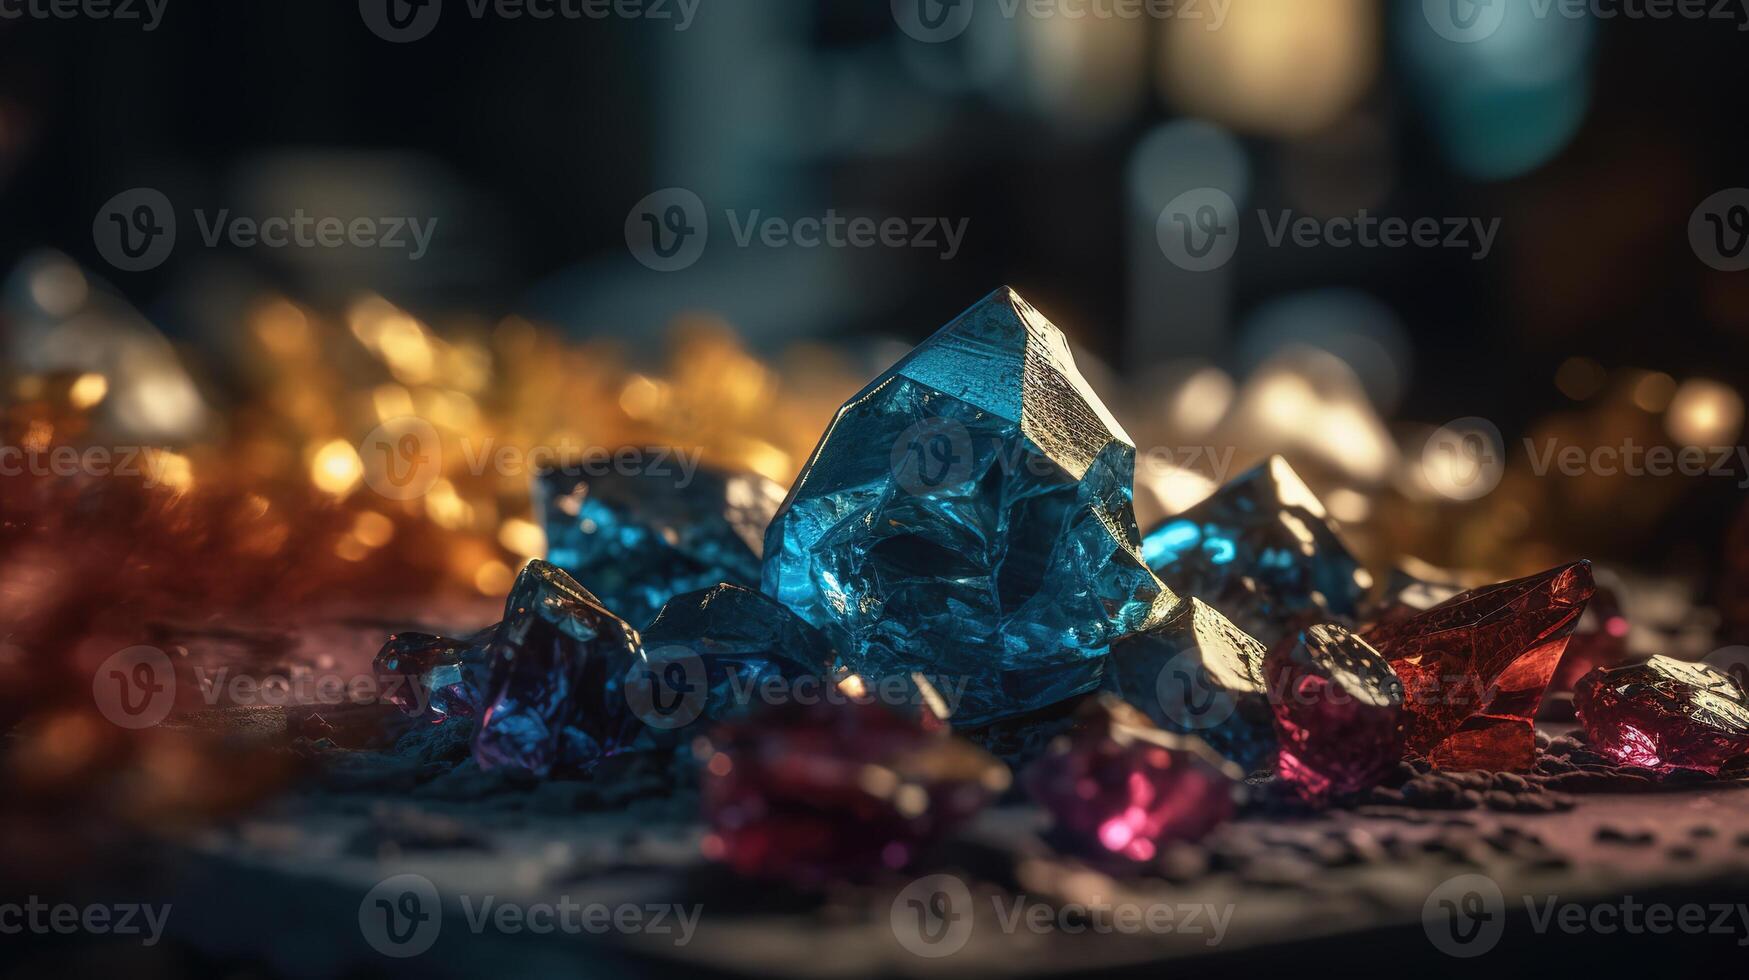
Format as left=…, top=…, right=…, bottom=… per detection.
left=697, top=698, right=1007, bottom=885
left=1025, top=697, right=1240, bottom=863
left=1574, top=656, right=1749, bottom=773
left=1266, top=624, right=1406, bottom=802
left=1363, top=560, right=1594, bottom=771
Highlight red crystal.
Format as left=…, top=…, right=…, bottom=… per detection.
left=1266, top=624, right=1405, bottom=802
left=1427, top=714, right=1536, bottom=771
left=697, top=699, right=1007, bottom=885
left=1574, top=656, right=1749, bottom=773
left=1362, top=560, right=1594, bottom=771
left=1025, top=697, right=1241, bottom=864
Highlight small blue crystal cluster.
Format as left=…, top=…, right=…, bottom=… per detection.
left=377, top=288, right=1369, bottom=776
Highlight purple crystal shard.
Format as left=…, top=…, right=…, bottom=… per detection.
left=697, top=698, right=1009, bottom=885
left=1363, top=560, right=1594, bottom=771
left=374, top=628, right=494, bottom=723
left=1025, top=697, right=1241, bottom=864
left=473, top=560, right=647, bottom=776
left=762, top=288, right=1173, bottom=726
left=1574, top=656, right=1749, bottom=773
left=1141, top=456, right=1370, bottom=648
left=1104, top=598, right=1277, bottom=773
left=1266, top=623, right=1405, bottom=802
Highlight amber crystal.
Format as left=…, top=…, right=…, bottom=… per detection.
left=1362, top=560, right=1594, bottom=770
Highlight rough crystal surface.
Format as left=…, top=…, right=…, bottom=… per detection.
left=1574, top=656, right=1749, bottom=773
left=1104, top=597, right=1277, bottom=774
left=473, top=560, right=648, bottom=776
left=538, top=463, right=784, bottom=628
left=1362, top=560, right=1594, bottom=769
left=1266, top=623, right=1405, bottom=802
left=1025, top=697, right=1241, bottom=864
left=636, top=584, right=836, bottom=735
left=762, top=288, right=1172, bottom=726
left=1141, top=456, right=1369, bottom=648
left=698, top=699, right=1008, bottom=884
left=374, top=628, right=494, bottom=723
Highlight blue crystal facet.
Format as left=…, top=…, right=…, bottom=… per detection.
left=1140, top=456, right=1369, bottom=649
left=1104, top=598, right=1277, bottom=774
left=762, top=288, right=1174, bottom=726
left=636, top=584, right=838, bottom=734
left=536, top=463, right=785, bottom=629
left=474, top=560, right=648, bottom=776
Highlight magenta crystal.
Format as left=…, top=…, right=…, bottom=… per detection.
left=1025, top=697, right=1241, bottom=864
left=697, top=698, right=1008, bottom=885
left=1266, top=624, right=1405, bottom=802
left=1574, top=656, right=1749, bottom=773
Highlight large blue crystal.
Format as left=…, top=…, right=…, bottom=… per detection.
left=1140, top=456, right=1370, bottom=649
left=635, top=584, right=837, bottom=735
left=762, top=288, right=1174, bottom=727
left=1103, top=598, right=1277, bottom=774
left=474, top=560, right=648, bottom=776
left=536, top=462, right=784, bottom=629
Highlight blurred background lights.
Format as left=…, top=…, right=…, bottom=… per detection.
left=1158, top=0, right=1379, bottom=138
left=1237, top=290, right=1412, bottom=413
left=1666, top=379, right=1744, bottom=448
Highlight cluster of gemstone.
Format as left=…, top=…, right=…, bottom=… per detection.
left=369, top=286, right=1749, bottom=879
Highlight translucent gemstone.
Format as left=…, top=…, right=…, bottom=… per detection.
left=1574, top=656, right=1749, bottom=773
left=1104, top=597, right=1277, bottom=774
left=762, top=288, right=1173, bottom=726
left=1362, top=560, right=1594, bottom=770
left=1140, top=456, right=1369, bottom=648
left=536, top=463, right=784, bottom=628
left=1266, top=624, right=1405, bottom=802
left=697, top=699, right=1009, bottom=884
left=1025, top=697, right=1241, bottom=864
left=473, top=560, right=648, bottom=776
left=637, top=584, right=837, bottom=733
left=1427, top=714, right=1536, bottom=772
left=374, top=628, right=494, bottom=723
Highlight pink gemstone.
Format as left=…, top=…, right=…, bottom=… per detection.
left=1025, top=697, right=1240, bottom=864
left=1574, top=656, right=1749, bottom=773
left=697, top=698, right=1007, bottom=885
left=1363, top=560, right=1594, bottom=770
left=1266, top=624, right=1405, bottom=802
